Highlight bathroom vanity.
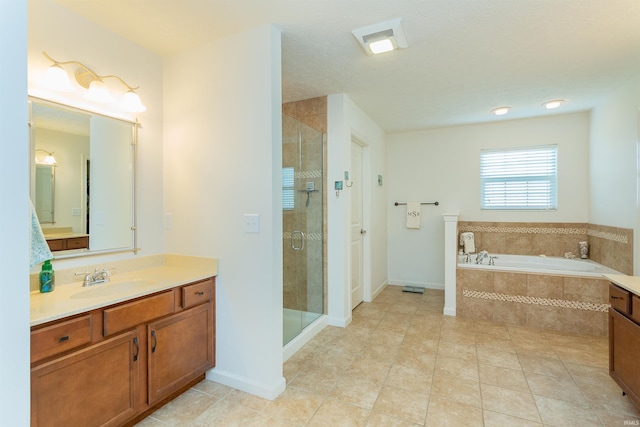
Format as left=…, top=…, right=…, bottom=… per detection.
left=606, top=274, right=640, bottom=409
left=30, top=255, right=217, bottom=427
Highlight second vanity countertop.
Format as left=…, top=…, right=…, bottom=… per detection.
left=31, top=254, right=218, bottom=327
left=605, top=274, right=640, bottom=297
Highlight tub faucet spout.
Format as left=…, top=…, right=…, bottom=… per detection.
left=476, top=250, right=489, bottom=264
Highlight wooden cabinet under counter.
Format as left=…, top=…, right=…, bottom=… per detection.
left=30, top=277, right=216, bottom=427
left=45, top=235, right=89, bottom=252
left=609, top=281, right=640, bottom=409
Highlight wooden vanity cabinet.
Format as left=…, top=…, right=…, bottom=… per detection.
left=31, top=277, right=215, bottom=427
left=609, top=283, right=640, bottom=409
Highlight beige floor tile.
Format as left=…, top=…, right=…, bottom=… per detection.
left=517, top=354, right=570, bottom=379
left=437, top=340, right=477, bottom=362
left=368, top=329, right=406, bottom=347
left=307, top=398, right=371, bottom=427
left=385, top=364, right=433, bottom=394
left=525, top=371, right=587, bottom=405
left=345, top=357, right=393, bottom=385
left=388, top=303, right=419, bottom=315
left=350, top=315, right=384, bottom=331
left=439, top=329, right=477, bottom=345
left=425, top=396, right=484, bottom=427
left=360, top=343, right=400, bottom=363
left=329, top=375, right=382, bottom=409
left=373, top=385, right=429, bottom=424
left=475, top=333, right=517, bottom=353
left=190, top=400, right=268, bottom=427
left=478, top=363, right=530, bottom=392
left=482, top=410, right=543, bottom=426
left=481, top=383, right=541, bottom=423
left=592, top=407, right=640, bottom=427
left=534, top=395, right=601, bottom=427
left=133, top=416, right=168, bottom=426
left=471, top=320, right=511, bottom=339
left=192, top=379, right=234, bottom=398
left=399, top=336, right=439, bottom=354
left=553, top=345, right=608, bottom=369
left=576, top=377, right=640, bottom=417
left=366, top=411, right=423, bottom=426
left=477, top=346, right=521, bottom=370
left=306, top=349, right=356, bottom=374
left=223, top=388, right=271, bottom=411
left=394, top=348, right=437, bottom=372
left=434, top=355, right=479, bottom=381
left=149, top=388, right=219, bottom=425
left=430, top=372, right=481, bottom=408
left=262, top=387, right=325, bottom=426
left=565, top=361, right=612, bottom=386
left=287, top=365, right=342, bottom=395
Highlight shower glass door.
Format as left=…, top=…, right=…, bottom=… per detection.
left=282, top=113, right=324, bottom=345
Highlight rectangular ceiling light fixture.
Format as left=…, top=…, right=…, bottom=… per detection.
left=352, top=18, right=408, bottom=55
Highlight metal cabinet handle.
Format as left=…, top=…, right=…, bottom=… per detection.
left=196, top=291, right=204, bottom=296
left=133, top=337, right=139, bottom=361
left=291, top=230, right=305, bottom=251
left=58, top=335, right=69, bottom=343
left=151, top=330, right=157, bottom=353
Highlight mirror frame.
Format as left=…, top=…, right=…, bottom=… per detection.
left=29, top=96, right=140, bottom=259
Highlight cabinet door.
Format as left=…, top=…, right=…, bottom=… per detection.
left=609, top=308, right=640, bottom=408
left=31, top=330, right=140, bottom=427
left=148, top=302, right=214, bottom=405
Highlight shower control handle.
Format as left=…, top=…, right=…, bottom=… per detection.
left=291, top=230, right=305, bottom=251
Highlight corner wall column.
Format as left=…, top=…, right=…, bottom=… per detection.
left=442, top=214, right=459, bottom=316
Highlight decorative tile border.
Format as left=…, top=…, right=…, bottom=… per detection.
left=283, top=232, right=322, bottom=241
left=462, top=289, right=609, bottom=312
left=295, top=170, right=322, bottom=179
left=458, top=225, right=628, bottom=244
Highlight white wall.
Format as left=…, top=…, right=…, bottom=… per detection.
left=28, top=0, right=164, bottom=271
left=163, top=25, right=285, bottom=399
left=590, top=74, right=640, bottom=273
left=387, top=112, right=590, bottom=288
left=327, top=94, right=387, bottom=326
left=1, top=0, right=30, bottom=424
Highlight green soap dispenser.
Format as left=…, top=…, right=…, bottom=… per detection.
left=39, top=259, right=55, bottom=293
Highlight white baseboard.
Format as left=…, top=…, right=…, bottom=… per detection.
left=206, top=368, right=286, bottom=400
left=328, top=314, right=351, bottom=327
left=443, top=307, right=456, bottom=316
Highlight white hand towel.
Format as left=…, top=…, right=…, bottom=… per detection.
left=406, top=202, right=421, bottom=229
left=30, top=199, right=53, bottom=268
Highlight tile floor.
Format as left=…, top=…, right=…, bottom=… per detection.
left=136, top=285, right=640, bottom=426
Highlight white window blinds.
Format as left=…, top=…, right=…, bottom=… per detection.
left=480, top=145, right=557, bottom=210
left=282, top=167, right=295, bottom=210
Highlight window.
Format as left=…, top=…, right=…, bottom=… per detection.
left=282, top=167, right=295, bottom=210
left=480, top=145, right=557, bottom=210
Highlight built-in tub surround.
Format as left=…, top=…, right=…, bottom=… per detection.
left=457, top=255, right=615, bottom=336
left=30, top=254, right=217, bottom=325
left=454, top=220, right=631, bottom=336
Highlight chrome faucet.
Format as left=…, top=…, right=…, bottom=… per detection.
left=476, top=250, right=489, bottom=264
left=76, top=267, right=113, bottom=287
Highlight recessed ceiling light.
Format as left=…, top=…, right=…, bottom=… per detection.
left=352, top=18, right=408, bottom=55
left=543, top=100, right=564, bottom=109
left=492, top=107, right=510, bottom=116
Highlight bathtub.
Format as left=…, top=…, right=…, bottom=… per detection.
left=456, top=253, right=618, bottom=335
left=457, top=253, right=620, bottom=277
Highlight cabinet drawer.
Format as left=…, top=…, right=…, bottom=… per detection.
left=31, top=314, right=92, bottom=363
left=182, top=279, right=213, bottom=309
left=610, top=283, right=631, bottom=315
left=103, top=291, right=175, bottom=337
left=66, top=236, right=89, bottom=249
left=46, top=240, right=65, bottom=251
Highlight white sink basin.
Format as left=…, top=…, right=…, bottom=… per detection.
left=70, top=279, right=149, bottom=299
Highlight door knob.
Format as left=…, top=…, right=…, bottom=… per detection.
left=360, top=229, right=367, bottom=234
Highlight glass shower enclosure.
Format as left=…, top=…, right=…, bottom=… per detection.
left=282, top=113, right=324, bottom=345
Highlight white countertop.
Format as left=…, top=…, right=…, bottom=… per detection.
left=30, top=254, right=217, bottom=326
left=605, top=274, right=640, bottom=297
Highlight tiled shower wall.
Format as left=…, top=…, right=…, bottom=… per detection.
left=457, top=221, right=633, bottom=275
left=282, top=97, right=327, bottom=315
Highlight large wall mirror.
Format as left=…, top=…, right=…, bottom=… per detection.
left=29, top=97, right=138, bottom=257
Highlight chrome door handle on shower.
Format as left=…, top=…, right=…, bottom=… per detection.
left=291, top=230, right=305, bottom=251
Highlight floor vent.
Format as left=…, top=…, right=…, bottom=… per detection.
left=402, top=286, right=424, bottom=294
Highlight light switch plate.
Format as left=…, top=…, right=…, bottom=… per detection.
left=244, top=214, right=260, bottom=233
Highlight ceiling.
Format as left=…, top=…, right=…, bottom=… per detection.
left=50, top=0, right=640, bottom=133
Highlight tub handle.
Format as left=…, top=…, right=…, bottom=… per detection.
left=489, top=256, right=498, bottom=266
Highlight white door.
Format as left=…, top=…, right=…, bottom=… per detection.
left=350, top=141, right=364, bottom=309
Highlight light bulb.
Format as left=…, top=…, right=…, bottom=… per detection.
left=85, top=79, right=113, bottom=103
left=122, top=90, right=146, bottom=112
left=46, top=64, right=74, bottom=91
left=369, top=39, right=394, bottom=54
